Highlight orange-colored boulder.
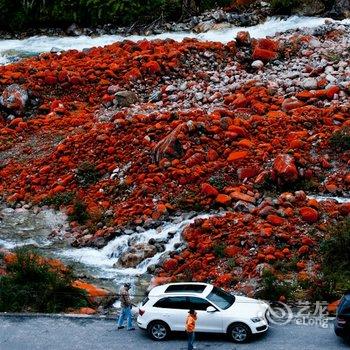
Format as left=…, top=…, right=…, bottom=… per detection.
left=215, top=194, right=231, bottom=205
left=252, top=48, right=277, bottom=62
left=201, top=183, right=219, bottom=197
left=273, top=154, right=298, bottom=182
left=299, top=207, right=319, bottom=223
left=267, top=214, right=285, bottom=226
left=227, top=151, right=248, bottom=162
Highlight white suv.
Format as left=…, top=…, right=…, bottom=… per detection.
left=137, top=282, right=269, bottom=343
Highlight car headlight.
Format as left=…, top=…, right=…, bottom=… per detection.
left=251, top=317, right=264, bottom=323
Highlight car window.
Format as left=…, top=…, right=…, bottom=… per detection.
left=154, top=297, right=189, bottom=309
left=165, top=285, right=206, bottom=293
left=189, top=297, right=212, bottom=311
left=207, top=287, right=235, bottom=310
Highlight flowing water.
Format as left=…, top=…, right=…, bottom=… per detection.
left=1, top=16, right=350, bottom=65
left=0, top=204, right=220, bottom=293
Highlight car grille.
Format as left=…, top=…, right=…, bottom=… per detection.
left=256, top=325, right=268, bottom=332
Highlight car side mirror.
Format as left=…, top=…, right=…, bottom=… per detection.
left=206, top=306, right=216, bottom=313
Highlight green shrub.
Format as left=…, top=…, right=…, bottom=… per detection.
left=208, top=174, right=226, bottom=191
left=213, top=242, right=226, bottom=258
left=0, top=0, right=233, bottom=31
left=330, top=127, right=350, bottom=151
left=256, top=269, right=295, bottom=301
left=76, top=162, right=100, bottom=187
left=269, top=0, right=299, bottom=14
left=320, top=218, right=350, bottom=297
left=41, top=192, right=75, bottom=208
left=0, top=249, right=88, bottom=313
left=68, top=200, right=90, bottom=224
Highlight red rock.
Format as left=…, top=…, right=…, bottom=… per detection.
left=236, top=31, right=251, bottom=45
left=237, top=166, right=259, bottom=180
left=273, top=154, right=298, bottom=182
left=339, top=203, right=350, bottom=216
left=225, top=246, right=239, bottom=257
left=230, top=191, right=255, bottom=203
left=252, top=48, right=277, bottom=62
left=207, top=149, right=219, bottom=161
left=299, top=207, right=319, bottom=223
left=163, top=258, right=178, bottom=272
left=326, top=86, right=340, bottom=99
left=201, top=183, right=219, bottom=197
left=227, top=151, right=248, bottom=162
left=76, top=307, right=96, bottom=315
left=143, top=61, right=161, bottom=74
left=267, top=214, right=285, bottom=226
left=298, top=245, right=309, bottom=255
left=215, top=194, right=231, bottom=205
left=1, top=84, right=28, bottom=112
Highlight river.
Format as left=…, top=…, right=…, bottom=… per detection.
left=1, top=16, right=350, bottom=65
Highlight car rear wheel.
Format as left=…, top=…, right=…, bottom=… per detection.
left=228, top=323, right=251, bottom=343
left=147, top=321, right=170, bottom=341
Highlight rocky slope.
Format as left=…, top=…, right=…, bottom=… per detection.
left=0, top=20, right=349, bottom=299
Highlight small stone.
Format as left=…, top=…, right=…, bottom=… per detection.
left=251, top=60, right=264, bottom=70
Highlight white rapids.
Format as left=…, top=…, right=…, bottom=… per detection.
left=308, top=195, right=350, bottom=204
left=58, top=212, right=216, bottom=279
left=1, top=16, right=350, bottom=65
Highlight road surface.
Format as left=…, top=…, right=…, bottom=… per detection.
left=0, top=315, right=348, bottom=350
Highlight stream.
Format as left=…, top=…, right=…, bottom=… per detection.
left=1, top=16, right=350, bottom=65
left=0, top=204, right=219, bottom=295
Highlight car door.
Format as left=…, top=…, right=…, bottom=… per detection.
left=188, top=297, right=223, bottom=333
left=153, top=296, right=189, bottom=331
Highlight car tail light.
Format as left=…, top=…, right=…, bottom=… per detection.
left=139, top=309, right=145, bottom=316
left=337, top=317, right=347, bottom=325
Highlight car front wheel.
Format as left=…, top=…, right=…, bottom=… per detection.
left=147, top=321, right=170, bottom=341
left=228, top=323, right=251, bottom=343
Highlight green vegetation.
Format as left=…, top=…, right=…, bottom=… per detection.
left=68, top=200, right=90, bottom=224
left=320, top=218, right=350, bottom=298
left=269, top=0, right=300, bottom=14
left=76, top=162, right=101, bottom=187
left=256, top=269, right=295, bottom=301
left=208, top=173, right=226, bottom=191
left=330, top=127, right=350, bottom=151
left=0, top=249, right=88, bottom=313
left=41, top=191, right=75, bottom=208
left=213, top=242, right=226, bottom=258
left=0, top=0, right=232, bottom=31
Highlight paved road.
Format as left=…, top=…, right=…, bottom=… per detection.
left=0, top=315, right=348, bottom=350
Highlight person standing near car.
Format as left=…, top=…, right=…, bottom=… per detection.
left=186, top=309, right=197, bottom=350
left=117, top=283, right=135, bottom=331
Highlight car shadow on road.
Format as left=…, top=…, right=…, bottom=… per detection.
left=138, top=327, right=270, bottom=344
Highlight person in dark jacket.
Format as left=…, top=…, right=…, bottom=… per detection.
left=117, top=283, right=135, bottom=331
left=186, top=309, right=197, bottom=350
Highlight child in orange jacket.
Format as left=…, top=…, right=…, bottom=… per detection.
left=186, top=309, right=197, bottom=350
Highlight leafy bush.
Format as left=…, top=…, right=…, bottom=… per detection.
left=256, top=269, right=295, bottom=301
left=208, top=173, right=226, bottom=190
left=68, top=200, right=90, bottom=224
left=269, top=0, right=300, bottom=14
left=41, top=192, right=75, bottom=208
left=320, top=218, right=350, bottom=297
left=0, top=0, right=233, bottom=31
left=0, top=249, right=88, bottom=313
left=330, top=127, right=350, bottom=151
left=76, top=162, right=101, bottom=187
left=213, top=242, right=226, bottom=258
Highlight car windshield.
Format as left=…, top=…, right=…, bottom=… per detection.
left=206, top=287, right=235, bottom=310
